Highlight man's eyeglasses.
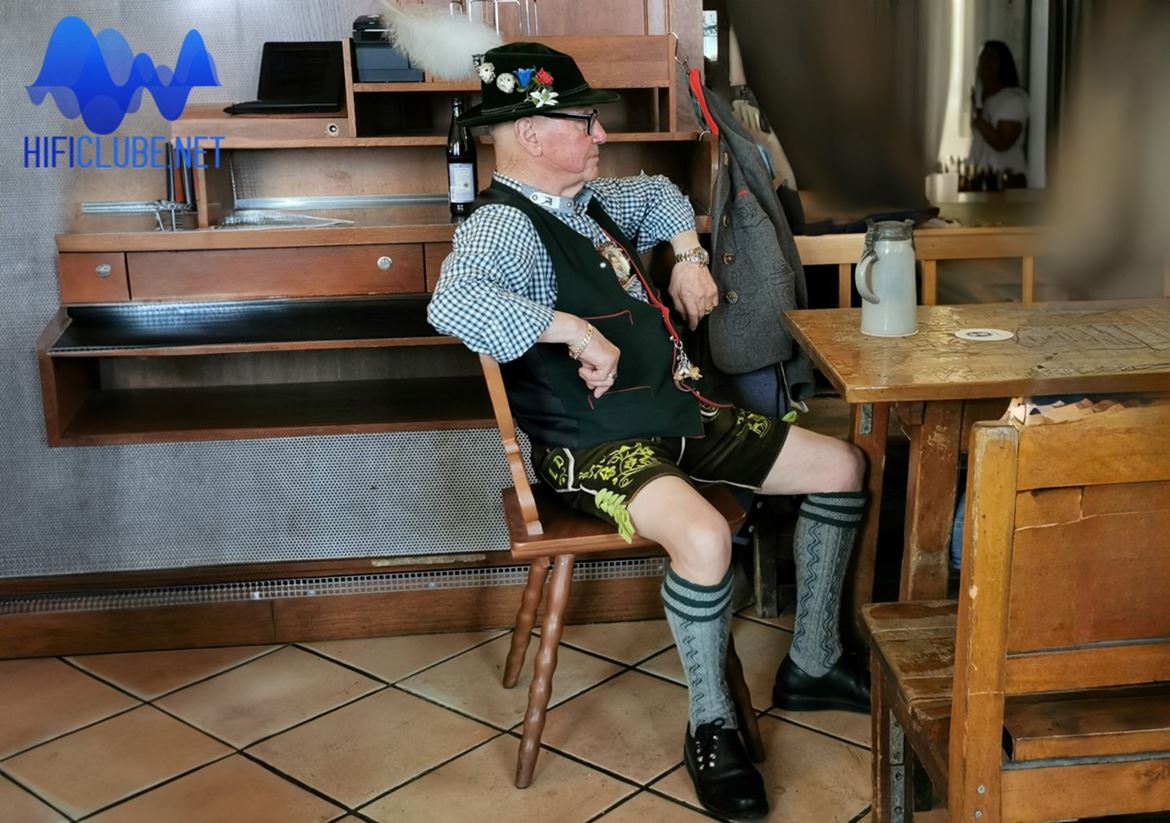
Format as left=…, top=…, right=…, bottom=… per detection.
left=537, top=109, right=600, bottom=135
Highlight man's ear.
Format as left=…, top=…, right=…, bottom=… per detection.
left=513, top=118, right=543, bottom=156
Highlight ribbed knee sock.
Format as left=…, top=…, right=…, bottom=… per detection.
left=661, top=565, right=736, bottom=732
left=790, top=491, right=867, bottom=677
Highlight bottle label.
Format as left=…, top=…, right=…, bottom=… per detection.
left=448, top=163, right=475, bottom=204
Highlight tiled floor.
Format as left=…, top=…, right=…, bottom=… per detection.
left=0, top=607, right=880, bottom=822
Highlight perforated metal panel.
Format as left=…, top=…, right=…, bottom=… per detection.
left=0, top=558, right=668, bottom=615
left=0, top=2, right=518, bottom=579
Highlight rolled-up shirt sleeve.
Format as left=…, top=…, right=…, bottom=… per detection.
left=426, top=205, right=556, bottom=363
left=589, top=173, right=697, bottom=253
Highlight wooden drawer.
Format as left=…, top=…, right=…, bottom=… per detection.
left=127, top=245, right=425, bottom=300
left=58, top=253, right=129, bottom=304
left=424, top=242, right=452, bottom=292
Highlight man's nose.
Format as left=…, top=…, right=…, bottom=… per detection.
left=592, top=119, right=607, bottom=143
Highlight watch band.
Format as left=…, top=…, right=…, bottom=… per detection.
left=674, top=247, right=710, bottom=266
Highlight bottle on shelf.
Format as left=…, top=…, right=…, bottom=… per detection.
left=447, top=96, right=477, bottom=220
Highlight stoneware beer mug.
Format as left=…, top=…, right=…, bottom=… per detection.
left=855, top=219, right=918, bottom=336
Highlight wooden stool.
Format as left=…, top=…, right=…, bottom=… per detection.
left=480, top=354, right=765, bottom=788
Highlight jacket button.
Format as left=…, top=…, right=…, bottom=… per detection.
left=723, top=253, right=735, bottom=265
left=721, top=214, right=730, bottom=228
left=726, top=291, right=739, bottom=303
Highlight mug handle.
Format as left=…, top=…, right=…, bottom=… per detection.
left=855, top=252, right=881, bottom=303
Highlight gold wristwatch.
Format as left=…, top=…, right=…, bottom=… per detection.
left=674, top=247, right=710, bottom=266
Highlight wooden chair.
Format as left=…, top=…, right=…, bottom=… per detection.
left=864, top=397, right=1170, bottom=821
left=479, top=354, right=764, bottom=788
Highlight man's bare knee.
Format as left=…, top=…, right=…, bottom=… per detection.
left=826, top=442, right=866, bottom=493
left=663, top=511, right=732, bottom=584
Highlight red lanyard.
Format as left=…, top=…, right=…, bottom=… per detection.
left=597, top=227, right=731, bottom=409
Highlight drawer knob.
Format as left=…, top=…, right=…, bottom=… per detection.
left=376, top=256, right=394, bottom=271
left=95, top=263, right=112, bottom=278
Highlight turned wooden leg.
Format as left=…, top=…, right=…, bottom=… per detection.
left=503, top=557, right=550, bottom=689
left=726, top=633, right=766, bottom=763
left=514, top=553, right=575, bottom=789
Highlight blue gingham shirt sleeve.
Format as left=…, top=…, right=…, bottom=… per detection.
left=427, top=204, right=556, bottom=363
left=588, top=173, right=696, bottom=253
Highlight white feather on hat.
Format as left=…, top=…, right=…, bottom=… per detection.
left=380, top=1, right=503, bottom=80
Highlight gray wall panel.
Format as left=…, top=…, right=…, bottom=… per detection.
left=0, top=2, right=515, bottom=577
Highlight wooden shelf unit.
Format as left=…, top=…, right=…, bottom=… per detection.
left=38, top=297, right=490, bottom=446
left=44, top=33, right=714, bottom=448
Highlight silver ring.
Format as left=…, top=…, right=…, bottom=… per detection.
left=607, top=371, right=616, bottom=380
left=705, top=307, right=715, bottom=315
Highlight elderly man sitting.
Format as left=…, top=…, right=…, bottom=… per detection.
left=429, top=42, right=869, bottom=820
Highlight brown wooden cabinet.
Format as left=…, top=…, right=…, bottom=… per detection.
left=41, top=34, right=714, bottom=448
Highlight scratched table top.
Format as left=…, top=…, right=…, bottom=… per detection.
left=782, top=299, right=1170, bottom=403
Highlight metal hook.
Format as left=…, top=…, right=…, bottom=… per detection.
left=668, top=31, right=690, bottom=73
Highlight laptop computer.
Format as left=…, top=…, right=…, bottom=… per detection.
left=225, top=42, right=344, bottom=115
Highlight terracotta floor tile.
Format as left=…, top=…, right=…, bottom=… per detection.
left=0, top=705, right=231, bottom=818
left=558, top=619, right=675, bottom=664
left=68, top=645, right=279, bottom=699
left=362, top=734, right=633, bottom=823
left=737, top=602, right=796, bottom=632
left=397, top=634, right=620, bottom=729
left=539, top=670, right=689, bottom=784
left=768, top=704, right=872, bottom=748
left=638, top=617, right=791, bottom=711
left=155, top=646, right=381, bottom=747
left=597, top=791, right=714, bottom=821
left=86, top=755, right=343, bottom=823
left=0, top=776, right=67, bottom=823
left=302, top=630, right=503, bottom=683
left=247, top=688, right=496, bottom=807
left=652, top=715, right=871, bottom=822
left=0, top=658, right=138, bottom=758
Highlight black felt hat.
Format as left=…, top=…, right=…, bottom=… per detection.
left=458, top=42, right=621, bottom=127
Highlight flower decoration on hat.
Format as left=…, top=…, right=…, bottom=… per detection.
left=483, top=63, right=559, bottom=108
left=529, top=86, right=559, bottom=107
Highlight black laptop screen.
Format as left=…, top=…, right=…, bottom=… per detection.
left=257, top=42, right=343, bottom=103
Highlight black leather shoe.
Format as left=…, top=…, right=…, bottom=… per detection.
left=684, top=719, right=769, bottom=820
left=772, top=654, right=871, bottom=714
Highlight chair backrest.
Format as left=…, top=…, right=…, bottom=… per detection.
left=950, top=395, right=1170, bottom=820
left=480, top=353, right=542, bottom=537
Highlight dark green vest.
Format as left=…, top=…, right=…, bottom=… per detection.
left=481, top=181, right=701, bottom=447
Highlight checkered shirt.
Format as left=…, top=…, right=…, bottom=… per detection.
left=427, top=172, right=696, bottom=362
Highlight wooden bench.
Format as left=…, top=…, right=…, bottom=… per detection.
left=478, top=354, right=764, bottom=788
left=863, top=397, right=1170, bottom=821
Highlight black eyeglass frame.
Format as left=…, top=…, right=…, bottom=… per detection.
left=536, top=108, right=600, bottom=134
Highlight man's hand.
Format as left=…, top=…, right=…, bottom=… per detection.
left=669, top=262, right=719, bottom=330
left=538, top=311, right=621, bottom=397
left=576, top=329, right=621, bottom=397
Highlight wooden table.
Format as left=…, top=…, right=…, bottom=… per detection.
left=782, top=299, right=1170, bottom=625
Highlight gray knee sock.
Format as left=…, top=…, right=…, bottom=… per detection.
left=790, top=491, right=867, bottom=677
left=661, top=565, right=736, bottom=732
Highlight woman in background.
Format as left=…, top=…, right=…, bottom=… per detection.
left=969, top=40, right=1029, bottom=187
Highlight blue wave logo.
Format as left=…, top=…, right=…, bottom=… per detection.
left=26, top=17, right=219, bottom=135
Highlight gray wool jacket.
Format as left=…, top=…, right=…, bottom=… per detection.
left=704, top=89, right=814, bottom=401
